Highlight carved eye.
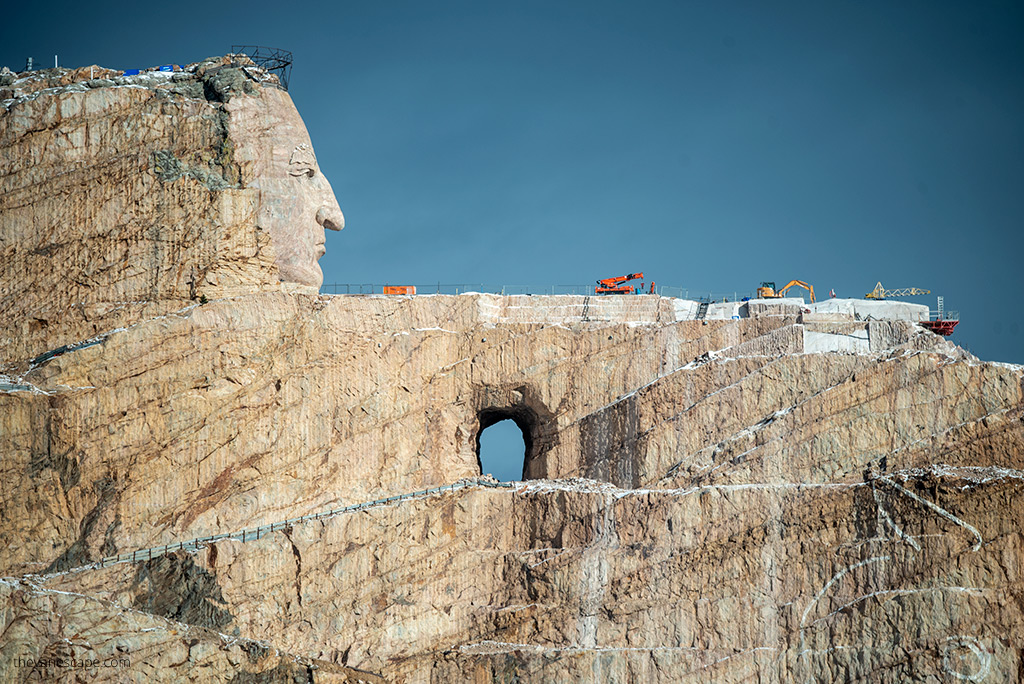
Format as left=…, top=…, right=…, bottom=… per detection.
left=289, top=144, right=317, bottom=179
left=289, top=164, right=316, bottom=178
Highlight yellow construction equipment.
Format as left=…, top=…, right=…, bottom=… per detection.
left=864, top=282, right=930, bottom=300
left=757, top=280, right=815, bottom=303
left=778, top=279, right=815, bottom=303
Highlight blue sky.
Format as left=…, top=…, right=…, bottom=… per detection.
left=5, top=1, right=1022, bottom=479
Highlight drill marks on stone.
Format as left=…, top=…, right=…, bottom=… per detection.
left=13, top=301, right=201, bottom=384
left=877, top=476, right=983, bottom=552
left=456, top=640, right=783, bottom=679
left=17, top=474, right=859, bottom=581
left=577, top=342, right=769, bottom=421
left=657, top=359, right=862, bottom=485
left=457, top=638, right=784, bottom=676
left=25, top=479, right=511, bottom=577
left=796, top=637, right=995, bottom=683
left=667, top=356, right=1015, bottom=490
left=890, top=407, right=1016, bottom=458
left=524, top=547, right=581, bottom=569
left=694, top=645, right=780, bottom=673
left=1, top=576, right=374, bottom=681
left=577, top=493, right=616, bottom=650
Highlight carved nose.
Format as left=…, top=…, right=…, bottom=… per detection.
left=316, top=206, right=345, bottom=232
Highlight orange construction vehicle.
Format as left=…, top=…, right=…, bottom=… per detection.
left=596, top=272, right=646, bottom=295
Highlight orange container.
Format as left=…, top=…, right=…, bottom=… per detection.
left=382, top=286, right=416, bottom=295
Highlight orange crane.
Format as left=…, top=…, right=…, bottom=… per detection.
left=596, top=272, right=648, bottom=295
left=757, top=279, right=816, bottom=303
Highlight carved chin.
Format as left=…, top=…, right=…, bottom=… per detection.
left=278, top=260, right=324, bottom=288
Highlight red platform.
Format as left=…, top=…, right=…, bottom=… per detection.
left=920, top=320, right=959, bottom=336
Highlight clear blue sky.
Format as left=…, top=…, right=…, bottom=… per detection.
left=5, top=1, right=1022, bottom=478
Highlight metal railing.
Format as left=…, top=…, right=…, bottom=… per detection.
left=929, top=310, right=960, bottom=321
left=321, top=283, right=753, bottom=302
left=81, top=479, right=514, bottom=572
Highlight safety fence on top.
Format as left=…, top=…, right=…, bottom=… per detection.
left=84, top=479, right=515, bottom=572
left=320, top=283, right=754, bottom=302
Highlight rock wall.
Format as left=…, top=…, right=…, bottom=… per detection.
left=8, top=464, right=1024, bottom=682
left=5, top=293, right=1002, bottom=573
left=2, top=57, right=1022, bottom=684
left=1, top=290, right=1021, bottom=682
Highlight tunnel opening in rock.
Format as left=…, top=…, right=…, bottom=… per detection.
left=475, top=408, right=535, bottom=481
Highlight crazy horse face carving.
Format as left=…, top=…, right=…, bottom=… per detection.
left=229, top=88, right=344, bottom=288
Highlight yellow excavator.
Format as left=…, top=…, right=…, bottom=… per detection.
left=864, top=282, right=930, bottom=300
left=757, top=280, right=816, bottom=303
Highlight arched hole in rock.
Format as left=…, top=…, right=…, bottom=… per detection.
left=476, top=409, right=535, bottom=481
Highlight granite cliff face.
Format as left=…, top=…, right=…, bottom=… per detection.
left=0, top=55, right=342, bottom=365
left=2, top=58, right=1023, bottom=683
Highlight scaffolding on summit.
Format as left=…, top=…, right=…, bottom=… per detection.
left=230, top=45, right=293, bottom=90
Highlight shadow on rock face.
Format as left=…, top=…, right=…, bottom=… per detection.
left=132, top=553, right=234, bottom=631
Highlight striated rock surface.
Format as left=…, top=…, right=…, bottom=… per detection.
left=0, top=55, right=343, bottom=365
left=2, top=57, right=1023, bottom=683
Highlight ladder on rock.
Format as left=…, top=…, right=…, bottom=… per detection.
left=695, top=301, right=709, bottom=320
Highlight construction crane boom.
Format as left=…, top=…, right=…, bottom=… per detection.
left=865, top=282, right=930, bottom=300
left=596, top=272, right=645, bottom=295
left=777, top=279, right=815, bottom=303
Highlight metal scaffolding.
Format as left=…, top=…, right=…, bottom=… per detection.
left=230, top=45, right=293, bottom=90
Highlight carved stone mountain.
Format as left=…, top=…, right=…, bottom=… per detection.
left=1, top=57, right=1022, bottom=683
